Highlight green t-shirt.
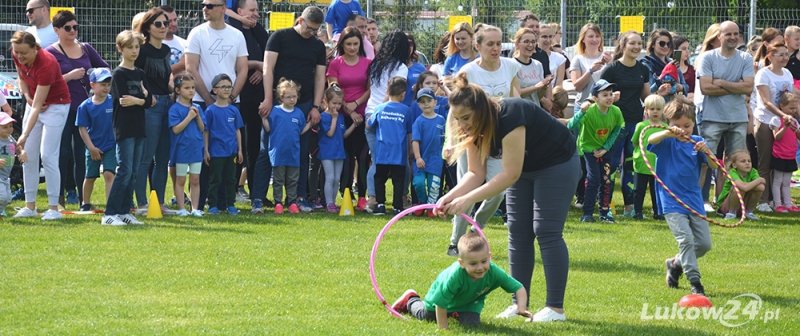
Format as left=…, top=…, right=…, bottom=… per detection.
left=423, top=261, right=522, bottom=314
left=632, top=120, right=668, bottom=175
left=716, top=168, right=760, bottom=207
left=568, top=104, right=624, bottom=153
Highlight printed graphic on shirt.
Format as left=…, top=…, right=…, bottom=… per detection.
left=127, top=81, right=143, bottom=95
left=0, top=142, right=16, bottom=167
left=597, top=128, right=609, bottom=138
left=482, top=82, right=511, bottom=98
left=169, top=47, right=183, bottom=65
left=209, top=39, right=234, bottom=63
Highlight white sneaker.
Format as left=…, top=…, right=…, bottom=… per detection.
left=724, top=212, right=737, bottom=220
left=530, top=307, right=566, bottom=322
left=756, top=203, right=773, bottom=212
left=101, top=215, right=126, bottom=226
left=573, top=202, right=583, bottom=209
left=119, top=214, right=144, bottom=225
left=134, top=207, right=148, bottom=216
left=176, top=209, right=190, bottom=217
left=13, top=207, right=38, bottom=218
left=235, top=193, right=248, bottom=203
left=41, top=209, right=63, bottom=220
left=495, top=304, right=521, bottom=319
left=703, top=203, right=715, bottom=213
left=191, top=210, right=204, bottom=217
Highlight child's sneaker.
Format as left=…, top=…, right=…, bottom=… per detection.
left=427, top=209, right=437, bottom=218
left=599, top=215, right=615, bottom=223
left=176, top=209, right=190, bottom=217
left=580, top=215, right=595, bottom=223
left=288, top=203, right=300, bottom=214
left=745, top=212, right=760, bottom=220
left=788, top=205, right=800, bottom=213
left=393, top=208, right=404, bottom=216
left=207, top=207, right=220, bottom=215
left=691, top=281, right=705, bottom=296
left=235, top=192, right=248, bottom=203
left=326, top=203, right=338, bottom=213
left=80, top=203, right=93, bottom=211
left=296, top=199, right=313, bottom=213
left=531, top=307, right=566, bottom=322
left=373, top=204, right=386, bottom=215
left=632, top=213, right=644, bottom=220
left=412, top=204, right=424, bottom=216
left=251, top=199, right=264, bottom=214
left=237, top=186, right=249, bottom=198
left=356, top=197, right=367, bottom=211
left=623, top=209, right=636, bottom=217
left=101, top=215, right=125, bottom=226
left=227, top=206, right=239, bottom=215
left=274, top=203, right=284, bottom=214
left=41, top=209, right=63, bottom=220
left=446, top=244, right=459, bottom=257
left=665, top=258, right=682, bottom=288
left=775, top=206, right=789, bottom=213
left=653, top=214, right=666, bottom=220
left=756, top=202, right=773, bottom=212
left=391, top=289, right=418, bottom=314
left=66, top=189, right=80, bottom=204
left=311, top=199, right=324, bottom=210
left=724, top=212, right=737, bottom=220
left=119, top=214, right=143, bottom=225
left=191, top=209, right=204, bottom=217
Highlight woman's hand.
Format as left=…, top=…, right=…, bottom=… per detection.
left=590, top=60, right=605, bottom=73
left=657, top=83, right=672, bottom=96
left=16, top=134, right=27, bottom=150
left=349, top=112, right=363, bottom=124
left=345, top=102, right=358, bottom=113
left=64, top=67, right=86, bottom=82
left=440, top=195, right=473, bottom=216
left=18, top=149, right=28, bottom=163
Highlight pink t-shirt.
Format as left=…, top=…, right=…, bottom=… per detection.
left=772, top=118, right=800, bottom=160
left=326, top=56, right=372, bottom=116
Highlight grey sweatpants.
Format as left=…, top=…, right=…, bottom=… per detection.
left=408, top=296, right=481, bottom=327
left=665, top=213, right=712, bottom=283
left=0, top=178, right=10, bottom=213
left=449, top=155, right=505, bottom=246
left=507, top=154, right=581, bottom=309
left=272, top=166, right=300, bottom=204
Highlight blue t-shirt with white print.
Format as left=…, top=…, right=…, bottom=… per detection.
left=268, top=105, right=306, bottom=167
left=648, top=135, right=708, bottom=216
left=76, top=94, right=116, bottom=153
left=318, top=111, right=347, bottom=160
left=169, top=102, right=206, bottom=164
left=367, top=101, right=412, bottom=166
left=412, top=114, right=446, bottom=176
left=205, top=104, right=244, bottom=158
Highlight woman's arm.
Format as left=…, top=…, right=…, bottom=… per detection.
left=757, top=85, right=790, bottom=119
left=510, top=76, right=521, bottom=98
left=554, top=63, right=565, bottom=87
left=18, top=83, right=50, bottom=148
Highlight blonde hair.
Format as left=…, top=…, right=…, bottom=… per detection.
left=475, top=24, right=502, bottom=46
left=276, top=77, right=301, bottom=101
left=550, top=86, right=569, bottom=118
left=116, top=30, right=145, bottom=49
left=725, top=150, right=751, bottom=171
left=547, top=22, right=560, bottom=34
left=131, top=12, right=146, bottom=30
left=700, top=23, right=720, bottom=53
left=644, top=94, right=666, bottom=110
left=576, top=23, right=603, bottom=55
left=778, top=91, right=798, bottom=109
left=446, top=22, right=475, bottom=57
left=445, top=72, right=498, bottom=165
left=457, top=233, right=487, bottom=258
left=512, top=28, right=536, bottom=58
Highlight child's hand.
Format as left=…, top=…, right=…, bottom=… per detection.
left=119, top=95, right=139, bottom=107
left=657, top=83, right=672, bottom=96
left=237, top=151, right=243, bottom=164
left=0, top=158, right=6, bottom=168
left=18, top=149, right=27, bottom=163
left=204, top=151, right=211, bottom=165
left=612, top=91, right=621, bottom=101
left=593, top=148, right=607, bottom=158
left=517, top=308, right=533, bottom=319
left=668, top=126, right=686, bottom=138
left=89, top=147, right=102, bottom=161
left=416, top=157, right=426, bottom=169
left=443, top=148, right=452, bottom=161
left=188, top=107, right=198, bottom=119
left=580, top=101, right=591, bottom=112
left=694, top=141, right=710, bottom=154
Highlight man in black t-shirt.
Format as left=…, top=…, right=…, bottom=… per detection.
left=252, top=6, right=326, bottom=213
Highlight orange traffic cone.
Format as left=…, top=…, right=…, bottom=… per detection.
left=147, top=190, right=162, bottom=219
left=339, top=188, right=355, bottom=216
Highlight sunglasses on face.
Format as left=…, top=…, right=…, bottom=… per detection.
left=201, top=3, right=225, bottom=10
left=658, top=40, right=673, bottom=48
left=153, top=20, right=170, bottom=29
left=62, top=24, right=80, bottom=32
left=26, top=6, right=43, bottom=14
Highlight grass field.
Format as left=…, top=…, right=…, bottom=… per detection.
left=1, top=181, right=799, bottom=335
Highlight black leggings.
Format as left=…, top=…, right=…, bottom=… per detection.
left=507, top=154, right=581, bottom=309
left=342, top=118, right=367, bottom=198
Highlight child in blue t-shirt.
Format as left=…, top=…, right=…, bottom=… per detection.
left=76, top=68, right=117, bottom=212
left=265, top=78, right=312, bottom=214
left=169, top=73, right=206, bottom=217
left=203, top=74, right=244, bottom=216
left=411, top=88, right=446, bottom=216
left=319, top=84, right=358, bottom=213
left=367, top=77, right=412, bottom=215
left=324, top=0, right=365, bottom=40
left=409, top=70, right=450, bottom=121
left=647, top=97, right=717, bottom=297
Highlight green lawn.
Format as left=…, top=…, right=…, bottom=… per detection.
left=1, top=181, right=798, bottom=335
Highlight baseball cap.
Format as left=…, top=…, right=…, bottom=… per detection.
left=416, top=88, right=435, bottom=100
left=89, top=68, right=112, bottom=82
left=591, top=79, right=617, bottom=97
left=0, top=113, right=16, bottom=126
left=210, top=73, right=232, bottom=95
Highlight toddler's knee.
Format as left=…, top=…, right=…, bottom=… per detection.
left=754, top=184, right=765, bottom=192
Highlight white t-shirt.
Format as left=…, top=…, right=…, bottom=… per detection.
left=569, top=54, right=605, bottom=104
left=186, top=23, right=248, bottom=102
left=429, top=63, right=444, bottom=77
left=365, top=62, right=408, bottom=117
left=0, top=92, right=7, bottom=107
left=754, top=67, right=794, bottom=127
left=548, top=52, right=567, bottom=88
left=163, top=35, right=188, bottom=66
left=458, top=57, right=521, bottom=99
left=26, top=23, right=58, bottom=47
left=515, top=57, right=545, bottom=105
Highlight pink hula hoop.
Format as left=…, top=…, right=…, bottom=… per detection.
left=369, top=203, right=490, bottom=319
left=639, top=125, right=745, bottom=228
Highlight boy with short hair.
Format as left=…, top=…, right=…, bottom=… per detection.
left=392, top=233, right=530, bottom=330
left=0, top=113, right=17, bottom=219
left=648, top=97, right=717, bottom=296
left=564, top=79, right=624, bottom=223
left=76, top=68, right=117, bottom=212
left=204, top=73, right=244, bottom=216
left=411, top=88, right=446, bottom=217
left=631, top=94, right=668, bottom=220
left=367, top=77, right=412, bottom=216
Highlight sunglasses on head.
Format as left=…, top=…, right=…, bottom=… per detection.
left=62, top=24, right=80, bottom=32
left=153, top=20, right=170, bottom=29
left=25, top=6, right=43, bottom=14
left=201, top=3, right=225, bottom=10
left=658, top=40, right=673, bottom=48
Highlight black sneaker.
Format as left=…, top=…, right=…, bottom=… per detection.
left=665, top=258, right=682, bottom=288
left=653, top=214, right=666, bottom=221
left=446, top=244, right=458, bottom=257
left=633, top=213, right=644, bottom=220
left=393, top=208, right=404, bottom=216
left=580, top=215, right=596, bottom=222
left=691, top=281, right=705, bottom=296
left=599, top=215, right=616, bottom=223
left=373, top=204, right=386, bottom=215
left=80, top=203, right=93, bottom=212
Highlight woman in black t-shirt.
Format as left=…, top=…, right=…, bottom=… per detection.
left=435, top=72, right=581, bottom=322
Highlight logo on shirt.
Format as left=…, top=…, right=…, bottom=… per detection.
left=597, top=128, right=609, bottom=138
left=227, top=117, right=236, bottom=123
left=291, top=118, right=300, bottom=124
left=105, top=108, right=113, bottom=114
left=209, top=38, right=233, bottom=63
left=475, top=287, right=491, bottom=296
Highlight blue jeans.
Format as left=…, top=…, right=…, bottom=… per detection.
left=136, top=95, right=171, bottom=207
left=583, top=151, right=614, bottom=217
left=619, top=122, right=637, bottom=206
left=251, top=123, right=274, bottom=203
left=106, top=137, right=145, bottom=216
left=412, top=171, right=441, bottom=204
left=365, top=126, right=376, bottom=197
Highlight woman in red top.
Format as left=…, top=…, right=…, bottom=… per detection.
left=11, top=31, right=71, bottom=220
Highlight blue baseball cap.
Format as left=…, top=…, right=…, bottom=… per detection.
left=416, top=88, right=435, bottom=100
left=89, top=68, right=112, bottom=82
left=591, top=79, right=616, bottom=97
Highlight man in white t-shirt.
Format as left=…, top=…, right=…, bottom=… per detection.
left=24, top=0, right=57, bottom=46
left=160, top=5, right=188, bottom=74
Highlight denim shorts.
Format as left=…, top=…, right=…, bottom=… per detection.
left=85, top=148, right=118, bottom=178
